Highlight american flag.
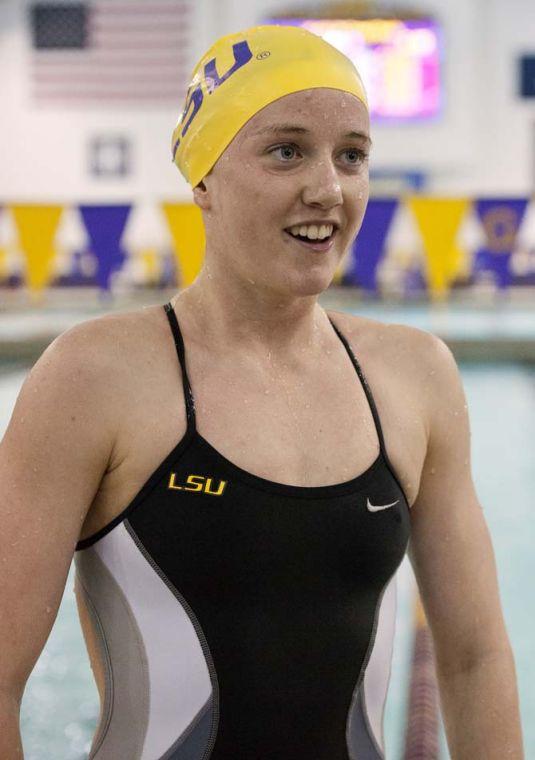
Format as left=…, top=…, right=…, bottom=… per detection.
left=28, top=1, right=192, bottom=105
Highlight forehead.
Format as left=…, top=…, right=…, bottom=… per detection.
left=239, top=88, right=370, bottom=143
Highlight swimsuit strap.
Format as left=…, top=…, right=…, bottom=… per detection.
left=164, top=302, right=196, bottom=431
left=327, top=316, right=387, bottom=457
left=163, top=302, right=387, bottom=458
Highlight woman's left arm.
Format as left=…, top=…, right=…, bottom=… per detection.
left=408, top=335, right=523, bottom=759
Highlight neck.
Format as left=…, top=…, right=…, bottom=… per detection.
left=173, top=266, right=331, bottom=354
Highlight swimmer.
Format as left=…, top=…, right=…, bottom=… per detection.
left=0, top=25, right=523, bottom=760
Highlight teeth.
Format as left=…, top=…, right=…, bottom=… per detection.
left=288, top=224, right=334, bottom=241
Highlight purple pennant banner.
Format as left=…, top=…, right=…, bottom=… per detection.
left=79, top=204, right=131, bottom=291
left=473, top=198, right=528, bottom=289
left=345, top=199, right=398, bottom=292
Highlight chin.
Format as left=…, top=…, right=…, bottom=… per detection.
left=287, top=269, right=336, bottom=297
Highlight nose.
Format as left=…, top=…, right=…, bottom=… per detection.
left=301, top=157, right=343, bottom=209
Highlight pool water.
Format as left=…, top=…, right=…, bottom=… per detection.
left=1, top=356, right=533, bottom=759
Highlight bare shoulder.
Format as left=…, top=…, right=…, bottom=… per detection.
left=326, top=307, right=445, bottom=357
left=36, top=303, right=170, bottom=390
left=325, top=309, right=464, bottom=486
left=325, top=308, right=457, bottom=389
left=45, top=303, right=166, bottom=366
left=14, top=305, right=170, bottom=457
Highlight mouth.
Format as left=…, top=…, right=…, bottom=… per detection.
left=283, top=222, right=338, bottom=252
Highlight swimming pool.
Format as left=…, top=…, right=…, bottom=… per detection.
left=1, top=333, right=533, bottom=758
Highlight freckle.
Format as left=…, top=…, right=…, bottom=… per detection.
left=71, top=416, right=76, bottom=421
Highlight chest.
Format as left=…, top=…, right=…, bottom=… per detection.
left=192, top=353, right=381, bottom=485
left=82, top=343, right=425, bottom=542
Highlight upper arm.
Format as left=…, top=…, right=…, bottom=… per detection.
left=0, top=322, right=118, bottom=701
left=409, top=335, right=511, bottom=673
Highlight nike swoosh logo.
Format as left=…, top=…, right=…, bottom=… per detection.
left=366, top=498, right=399, bottom=513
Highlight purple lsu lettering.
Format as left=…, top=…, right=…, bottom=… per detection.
left=172, top=40, right=254, bottom=159
left=168, top=472, right=227, bottom=496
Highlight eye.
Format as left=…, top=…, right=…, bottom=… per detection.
left=341, top=148, right=368, bottom=165
left=270, top=144, right=300, bottom=161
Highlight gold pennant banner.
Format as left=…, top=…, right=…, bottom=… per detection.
left=408, top=197, right=470, bottom=300
left=139, top=247, right=161, bottom=285
left=0, top=248, right=7, bottom=280
left=162, top=203, right=205, bottom=287
left=10, top=205, right=64, bottom=292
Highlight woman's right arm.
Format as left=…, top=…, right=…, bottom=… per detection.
left=0, top=322, right=118, bottom=757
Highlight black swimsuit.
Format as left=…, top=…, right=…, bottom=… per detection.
left=75, top=302, right=411, bottom=759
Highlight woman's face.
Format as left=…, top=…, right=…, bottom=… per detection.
left=195, top=87, right=371, bottom=297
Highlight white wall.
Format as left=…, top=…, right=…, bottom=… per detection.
left=0, top=0, right=208, bottom=203
left=1, top=0, right=535, bottom=202
left=474, top=0, right=535, bottom=194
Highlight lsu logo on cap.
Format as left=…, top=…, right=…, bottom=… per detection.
left=172, top=40, right=254, bottom=160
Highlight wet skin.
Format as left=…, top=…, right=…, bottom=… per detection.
left=192, top=88, right=371, bottom=306
left=0, top=88, right=522, bottom=760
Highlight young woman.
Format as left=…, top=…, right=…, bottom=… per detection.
left=0, top=25, right=522, bottom=759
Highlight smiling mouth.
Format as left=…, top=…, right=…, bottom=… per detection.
left=284, top=223, right=337, bottom=251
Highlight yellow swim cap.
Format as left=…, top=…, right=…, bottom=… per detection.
left=172, top=25, right=368, bottom=187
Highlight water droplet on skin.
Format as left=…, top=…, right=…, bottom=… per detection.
left=429, top=370, right=435, bottom=376
left=264, top=389, right=269, bottom=395
left=46, top=606, right=52, bottom=614
left=430, top=467, right=436, bottom=474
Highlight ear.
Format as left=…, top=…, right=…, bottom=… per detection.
left=192, top=178, right=211, bottom=210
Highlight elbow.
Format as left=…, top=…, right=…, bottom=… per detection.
left=436, top=641, right=516, bottom=680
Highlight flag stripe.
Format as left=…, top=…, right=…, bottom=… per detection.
left=92, top=3, right=189, bottom=14
left=34, top=62, right=187, bottom=75
left=34, top=50, right=188, bottom=62
left=31, top=94, right=186, bottom=104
